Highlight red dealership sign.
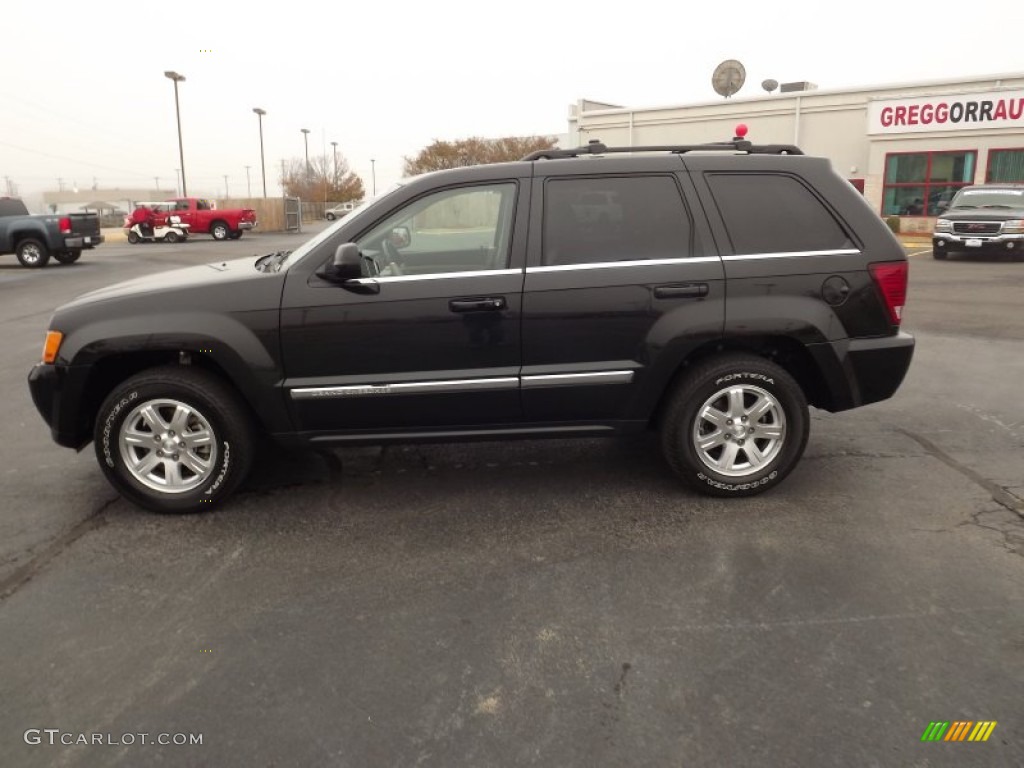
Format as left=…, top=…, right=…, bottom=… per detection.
left=867, top=90, right=1024, bottom=134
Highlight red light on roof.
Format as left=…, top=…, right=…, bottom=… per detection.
left=734, top=123, right=749, bottom=138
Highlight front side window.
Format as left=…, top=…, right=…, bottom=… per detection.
left=706, top=173, right=855, bottom=255
left=542, top=176, right=693, bottom=266
left=882, top=151, right=976, bottom=216
left=986, top=149, right=1024, bottom=182
left=355, top=183, right=516, bottom=276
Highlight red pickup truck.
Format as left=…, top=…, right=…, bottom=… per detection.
left=165, top=197, right=257, bottom=240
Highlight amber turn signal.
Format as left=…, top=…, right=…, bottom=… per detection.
left=42, top=331, right=63, bottom=364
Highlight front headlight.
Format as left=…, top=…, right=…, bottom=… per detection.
left=1002, top=219, right=1024, bottom=234
left=933, top=218, right=952, bottom=233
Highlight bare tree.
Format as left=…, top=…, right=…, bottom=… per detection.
left=403, top=136, right=558, bottom=176
left=281, top=152, right=365, bottom=201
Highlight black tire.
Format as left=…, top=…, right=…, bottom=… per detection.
left=16, top=238, right=50, bottom=268
left=932, top=249, right=947, bottom=260
left=93, top=366, right=255, bottom=513
left=660, top=355, right=809, bottom=497
left=210, top=221, right=230, bottom=241
left=163, top=231, right=180, bottom=244
left=54, top=249, right=82, bottom=265
left=228, top=230, right=242, bottom=240
left=326, top=213, right=336, bottom=221
left=127, top=230, right=140, bottom=244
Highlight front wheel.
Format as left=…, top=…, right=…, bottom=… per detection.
left=660, top=355, right=809, bottom=497
left=210, top=221, right=230, bottom=241
left=16, top=238, right=50, bottom=268
left=54, top=249, right=82, bottom=265
left=94, top=366, right=255, bottom=513
left=163, top=231, right=180, bottom=243
left=127, top=230, right=140, bottom=244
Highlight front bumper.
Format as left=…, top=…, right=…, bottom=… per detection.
left=807, top=331, right=915, bottom=412
left=932, top=232, right=1024, bottom=254
left=28, top=363, right=90, bottom=449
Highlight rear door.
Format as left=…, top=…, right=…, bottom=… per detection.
left=521, top=156, right=725, bottom=423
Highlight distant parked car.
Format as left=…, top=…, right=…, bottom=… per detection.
left=325, top=202, right=360, bottom=220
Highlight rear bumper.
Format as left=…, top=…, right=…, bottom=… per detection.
left=28, top=363, right=90, bottom=449
left=64, top=234, right=104, bottom=249
left=807, top=331, right=915, bottom=412
left=238, top=221, right=255, bottom=231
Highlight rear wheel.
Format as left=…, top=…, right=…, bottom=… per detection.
left=210, top=221, right=230, bottom=241
left=16, top=238, right=50, bottom=268
left=660, top=355, right=809, bottom=497
left=228, top=230, right=242, bottom=240
left=54, top=249, right=82, bottom=265
left=127, top=230, right=140, bottom=244
left=93, top=366, right=255, bottom=513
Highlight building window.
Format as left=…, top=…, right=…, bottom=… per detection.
left=882, top=150, right=976, bottom=216
left=986, top=149, right=1024, bottom=182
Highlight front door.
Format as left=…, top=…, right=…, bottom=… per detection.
left=280, top=181, right=526, bottom=435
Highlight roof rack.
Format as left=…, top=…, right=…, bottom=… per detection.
left=522, top=127, right=803, bottom=160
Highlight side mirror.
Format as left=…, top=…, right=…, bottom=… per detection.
left=323, top=243, right=379, bottom=293
left=389, top=226, right=411, bottom=249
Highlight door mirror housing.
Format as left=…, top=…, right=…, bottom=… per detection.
left=323, top=243, right=363, bottom=282
left=389, top=226, right=411, bottom=249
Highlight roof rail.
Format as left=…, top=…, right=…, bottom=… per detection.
left=522, top=134, right=803, bottom=160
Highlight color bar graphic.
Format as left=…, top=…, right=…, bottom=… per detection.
left=921, top=720, right=996, bottom=742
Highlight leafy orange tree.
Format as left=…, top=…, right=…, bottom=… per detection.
left=281, top=153, right=365, bottom=201
left=403, top=136, right=558, bottom=176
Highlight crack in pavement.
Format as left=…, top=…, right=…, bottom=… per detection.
left=0, top=496, right=119, bottom=601
left=898, top=428, right=1024, bottom=518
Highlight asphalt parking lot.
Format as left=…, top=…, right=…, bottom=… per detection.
left=1, top=233, right=1022, bottom=767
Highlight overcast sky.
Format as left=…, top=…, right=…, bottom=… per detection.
left=2, top=0, right=1022, bottom=206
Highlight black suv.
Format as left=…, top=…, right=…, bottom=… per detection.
left=28, top=130, right=914, bottom=513
left=931, top=183, right=1024, bottom=260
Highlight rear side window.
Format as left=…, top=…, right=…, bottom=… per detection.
left=543, top=176, right=693, bottom=266
left=706, top=173, right=854, bottom=254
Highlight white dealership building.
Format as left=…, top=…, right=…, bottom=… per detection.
left=568, top=72, right=1024, bottom=233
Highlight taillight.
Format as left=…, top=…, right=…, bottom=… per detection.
left=869, top=261, right=908, bottom=326
left=58, top=216, right=72, bottom=234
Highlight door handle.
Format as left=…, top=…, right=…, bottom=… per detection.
left=449, top=297, right=506, bottom=312
left=654, top=283, right=708, bottom=299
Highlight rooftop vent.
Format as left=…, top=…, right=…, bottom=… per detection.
left=779, top=81, right=818, bottom=93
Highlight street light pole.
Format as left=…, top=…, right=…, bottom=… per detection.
left=174, top=168, right=181, bottom=197
left=164, top=71, right=187, bottom=197
left=300, top=129, right=311, bottom=186
left=223, top=175, right=229, bottom=198
left=370, top=158, right=376, bottom=196
left=330, top=141, right=338, bottom=182
left=252, top=108, right=267, bottom=198
left=245, top=165, right=251, bottom=198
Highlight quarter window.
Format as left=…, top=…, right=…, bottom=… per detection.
left=542, top=176, right=693, bottom=266
left=986, top=149, right=1024, bottom=182
left=882, top=151, right=976, bottom=216
left=706, top=173, right=854, bottom=254
left=355, top=183, right=516, bottom=276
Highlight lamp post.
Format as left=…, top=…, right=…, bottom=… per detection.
left=174, top=168, right=181, bottom=197
left=300, top=128, right=311, bottom=185
left=252, top=108, right=267, bottom=198
left=164, top=71, right=187, bottom=197
left=370, top=158, right=376, bottom=196
left=245, top=165, right=251, bottom=198
left=330, top=141, right=338, bottom=182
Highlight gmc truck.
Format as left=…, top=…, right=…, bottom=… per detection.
left=0, top=198, right=103, bottom=267
left=165, top=197, right=257, bottom=241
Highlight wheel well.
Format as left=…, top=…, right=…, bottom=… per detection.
left=78, top=351, right=260, bottom=443
left=648, top=337, right=832, bottom=428
left=12, top=231, right=44, bottom=249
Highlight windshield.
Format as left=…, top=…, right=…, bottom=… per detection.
left=949, top=188, right=1024, bottom=209
left=275, top=182, right=405, bottom=269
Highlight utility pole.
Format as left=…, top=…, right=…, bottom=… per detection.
left=57, top=178, right=64, bottom=192
left=223, top=175, right=229, bottom=199
left=154, top=176, right=160, bottom=190
left=245, top=165, right=251, bottom=198
left=280, top=159, right=286, bottom=197
left=4, top=176, right=12, bottom=196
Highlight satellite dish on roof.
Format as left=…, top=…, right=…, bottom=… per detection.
left=762, top=78, right=779, bottom=94
left=712, top=60, right=746, bottom=98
